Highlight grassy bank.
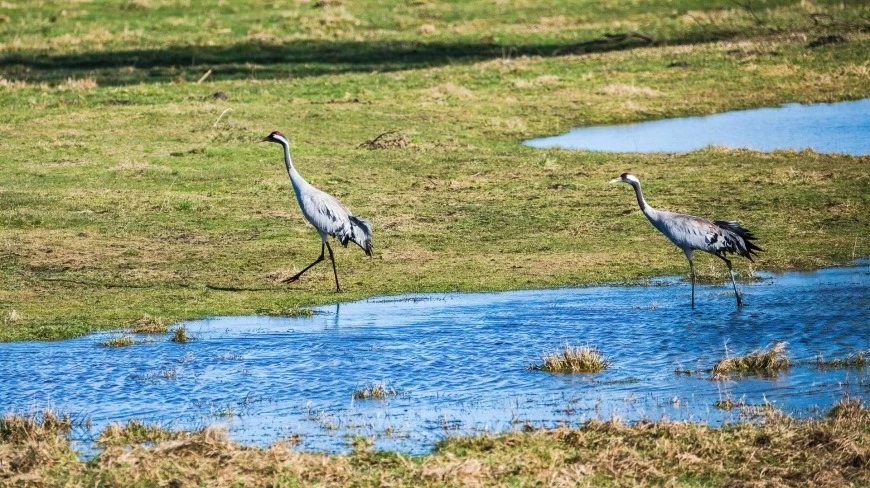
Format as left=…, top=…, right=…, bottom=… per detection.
left=2, top=399, right=869, bottom=486
left=2, top=1, right=870, bottom=342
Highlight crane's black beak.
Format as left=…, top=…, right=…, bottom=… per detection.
left=258, top=136, right=270, bottom=143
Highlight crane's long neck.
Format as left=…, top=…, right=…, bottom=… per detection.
left=629, top=180, right=656, bottom=218
left=280, top=141, right=311, bottom=196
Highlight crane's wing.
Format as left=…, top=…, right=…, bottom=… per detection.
left=712, top=220, right=763, bottom=260
left=652, top=211, right=719, bottom=251
left=299, top=190, right=353, bottom=237
left=299, top=190, right=373, bottom=255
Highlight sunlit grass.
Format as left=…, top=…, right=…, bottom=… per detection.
left=130, top=314, right=169, bottom=334
left=530, top=343, right=611, bottom=373
left=2, top=383, right=869, bottom=486
left=0, top=409, right=74, bottom=442
left=97, top=420, right=185, bottom=447
left=712, top=342, right=790, bottom=378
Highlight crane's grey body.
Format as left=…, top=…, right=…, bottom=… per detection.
left=263, top=131, right=372, bottom=292
left=613, top=173, right=762, bottom=307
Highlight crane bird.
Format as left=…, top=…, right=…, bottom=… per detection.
left=261, top=131, right=372, bottom=292
left=611, top=173, right=762, bottom=307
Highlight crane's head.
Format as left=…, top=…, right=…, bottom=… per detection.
left=610, top=172, right=640, bottom=185
left=260, top=131, right=289, bottom=145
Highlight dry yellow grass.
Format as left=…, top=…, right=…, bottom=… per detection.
left=530, top=343, right=611, bottom=373
left=59, top=77, right=98, bottom=91
left=129, top=314, right=169, bottom=334
left=97, top=420, right=185, bottom=447
left=712, top=341, right=790, bottom=377
left=2, top=399, right=868, bottom=486
left=596, top=83, right=662, bottom=97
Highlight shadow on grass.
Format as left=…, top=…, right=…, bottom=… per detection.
left=0, top=31, right=742, bottom=86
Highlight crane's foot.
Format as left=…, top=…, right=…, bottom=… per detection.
left=736, top=295, right=744, bottom=307
left=334, top=287, right=343, bottom=293
left=281, top=275, right=302, bottom=283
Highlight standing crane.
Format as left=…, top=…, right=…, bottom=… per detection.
left=261, top=131, right=372, bottom=292
left=611, top=173, right=762, bottom=307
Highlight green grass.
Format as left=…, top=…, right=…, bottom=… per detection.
left=0, top=3, right=869, bottom=345
left=530, top=343, right=611, bottom=373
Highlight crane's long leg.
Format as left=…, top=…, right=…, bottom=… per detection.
left=688, top=258, right=695, bottom=309
left=718, top=255, right=743, bottom=307
left=683, top=249, right=695, bottom=308
left=282, top=243, right=325, bottom=283
left=325, top=241, right=342, bottom=293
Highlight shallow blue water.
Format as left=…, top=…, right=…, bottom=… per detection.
left=524, top=98, right=870, bottom=155
left=1, top=265, right=868, bottom=454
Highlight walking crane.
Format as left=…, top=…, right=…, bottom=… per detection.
left=261, top=131, right=372, bottom=292
left=611, top=173, right=762, bottom=307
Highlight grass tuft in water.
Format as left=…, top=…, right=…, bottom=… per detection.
left=352, top=382, right=398, bottom=400
left=714, top=399, right=737, bottom=411
left=530, top=343, right=611, bottom=373
left=214, top=404, right=235, bottom=418
left=264, top=307, right=316, bottom=318
left=130, top=314, right=169, bottom=334
left=812, top=351, right=867, bottom=369
left=712, top=342, right=790, bottom=378
left=171, top=326, right=191, bottom=343
left=98, top=335, right=152, bottom=348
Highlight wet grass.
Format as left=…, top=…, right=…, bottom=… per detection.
left=712, top=341, right=791, bottom=378
left=2, top=399, right=868, bottom=486
left=1, top=1, right=869, bottom=343
left=812, top=351, right=868, bottom=369
left=213, top=404, right=236, bottom=418
left=262, top=306, right=317, bottom=318
left=97, top=335, right=152, bottom=347
left=530, top=343, right=611, bottom=373
left=171, top=327, right=191, bottom=343
left=714, top=398, right=740, bottom=410
left=132, top=368, right=177, bottom=382
left=352, top=382, right=398, bottom=400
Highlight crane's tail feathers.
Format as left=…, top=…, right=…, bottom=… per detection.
left=341, top=215, right=373, bottom=257
left=714, top=220, right=764, bottom=262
